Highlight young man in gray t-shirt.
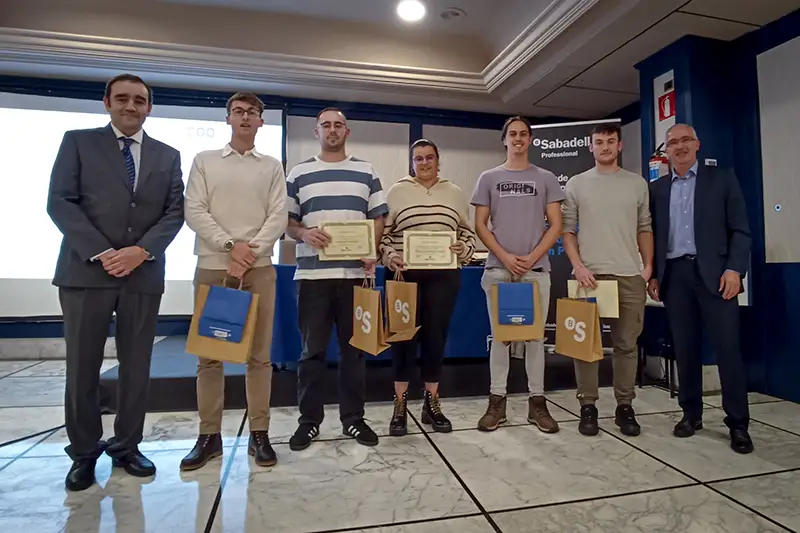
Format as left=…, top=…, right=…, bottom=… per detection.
left=562, top=122, right=653, bottom=438
left=471, top=116, right=565, bottom=433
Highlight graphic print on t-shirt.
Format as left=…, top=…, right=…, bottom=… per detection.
left=497, top=181, right=537, bottom=197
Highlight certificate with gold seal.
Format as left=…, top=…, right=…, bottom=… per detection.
left=403, top=230, right=458, bottom=269
left=318, top=220, right=376, bottom=261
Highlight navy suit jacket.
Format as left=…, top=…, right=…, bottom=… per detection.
left=47, top=124, right=185, bottom=294
left=649, top=164, right=751, bottom=296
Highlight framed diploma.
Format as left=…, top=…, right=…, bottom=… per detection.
left=403, top=230, right=458, bottom=270
left=318, top=220, right=377, bottom=261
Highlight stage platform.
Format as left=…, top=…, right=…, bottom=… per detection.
left=99, top=336, right=622, bottom=413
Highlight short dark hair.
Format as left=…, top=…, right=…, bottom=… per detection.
left=316, top=107, right=347, bottom=123
left=501, top=115, right=533, bottom=142
left=226, top=92, right=265, bottom=115
left=591, top=123, right=621, bottom=141
left=104, top=74, right=153, bottom=105
left=409, top=138, right=440, bottom=177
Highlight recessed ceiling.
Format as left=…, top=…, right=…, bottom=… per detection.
left=0, top=0, right=796, bottom=119
left=679, top=0, right=800, bottom=26
left=569, top=11, right=757, bottom=94
left=160, top=0, right=504, bottom=36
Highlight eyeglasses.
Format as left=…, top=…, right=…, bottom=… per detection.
left=230, top=107, right=262, bottom=118
left=666, top=136, right=697, bottom=148
left=412, top=155, right=437, bottom=163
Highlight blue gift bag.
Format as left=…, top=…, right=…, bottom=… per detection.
left=497, top=282, right=535, bottom=325
left=198, top=285, right=253, bottom=343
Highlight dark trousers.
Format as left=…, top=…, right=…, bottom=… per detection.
left=392, top=269, right=461, bottom=384
left=59, top=287, right=161, bottom=461
left=297, top=278, right=365, bottom=427
left=662, top=257, right=749, bottom=429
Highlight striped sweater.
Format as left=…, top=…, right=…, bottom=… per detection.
left=286, top=156, right=389, bottom=280
left=380, top=176, right=476, bottom=265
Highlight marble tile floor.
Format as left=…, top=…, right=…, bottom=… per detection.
left=1, top=371, right=799, bottom=532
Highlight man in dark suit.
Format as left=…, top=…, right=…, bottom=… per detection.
left=47, top=73, right=185, bottom=490
left=648, top=123, right=753, bottom=454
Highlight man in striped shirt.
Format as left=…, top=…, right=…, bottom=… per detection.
left=285, top=108, right=388, bottom=450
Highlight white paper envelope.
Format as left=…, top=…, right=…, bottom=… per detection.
left=567, top=280, right=619, bottom=318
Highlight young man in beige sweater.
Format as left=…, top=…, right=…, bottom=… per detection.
left=562, top=122, right=653, bottom=438
left=181, top=92, right=288, bottom=470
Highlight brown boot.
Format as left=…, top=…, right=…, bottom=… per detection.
left=477, top=394, right=507, bottom=432
left=528, top=396, right=559, bottom=433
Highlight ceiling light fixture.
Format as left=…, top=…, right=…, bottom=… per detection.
left=397, top=0, right=427, bottom=23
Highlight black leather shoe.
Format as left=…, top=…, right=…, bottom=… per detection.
left=578, top=405, right=599, bottom=436
left=673, top=417, right=703, bottom=438
left=615, top=405, right=641, bottom=437
left=249, top=431, right=277, bottom=467
left=389, top=392, right=408, bottom=437
left=65, top=459, right=97, bottom=492
left=421, top=391, right=452, bottom=433
left=111, top=450, right=156, bottom=477
left=180, top=434, right=223, bottom=471
left=730, top=428, right=754, bottom=454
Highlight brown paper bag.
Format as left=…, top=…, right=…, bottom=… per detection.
left=349, top=278, right=391, bottom=356
left=185, top=284, right=260, bottom=364
left=555, top=296, right=603, bottom=363
left=489, top=281, right=545, bottom=343
left=385, top=270, right=419, bottom=333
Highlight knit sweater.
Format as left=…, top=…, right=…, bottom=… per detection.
left=185, top=145, right=288, bottom=270
left=380, top=176, right=476, bottom=265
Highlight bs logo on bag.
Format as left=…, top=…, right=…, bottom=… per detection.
left=355, top=306, right=372, bottom=334
left=394, top=299, right=411, bottom=324
left=564, top=316, right=586, bottom=342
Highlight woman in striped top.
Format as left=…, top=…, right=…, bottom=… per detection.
left=381, top=138, right=476, bottom=436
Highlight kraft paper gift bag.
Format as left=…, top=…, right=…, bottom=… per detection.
left=489, top=281, right=545, bottom=343
left=555, top=292, right=603, bottom=363
left=185, top=282, right=260, bottom=364
left=385, top=270, right=420, bottom=342
left=567, top=279, right=620, bottom=318
left=350, top=277, right=391, bottom=356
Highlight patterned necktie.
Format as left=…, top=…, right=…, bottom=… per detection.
left=120, top=137, right=136, bottom=189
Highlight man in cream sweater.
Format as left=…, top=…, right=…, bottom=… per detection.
left=181, top=92, right=287, bottom=470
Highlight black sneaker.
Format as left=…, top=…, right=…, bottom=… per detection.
left=289, top=423, right=319, bottom=451
left=343, top=420, right=379, bottom=447
left=389, top=392, right=408, bottom=437
left=578, top=404, right=600, bottom=436
left=615, top=404, right=641, bottom=437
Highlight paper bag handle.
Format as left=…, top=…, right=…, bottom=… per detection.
left=223, top=276, right=244, bottom=291
left=362, top=275, right=376, bottom=289
left=393, top=269, right=404, bottom=282
left=576, top=286, right=592, bottom=301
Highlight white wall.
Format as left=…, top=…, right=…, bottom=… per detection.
left=621, top=119, right=642, bottom=176
left=758, top=35, right=800, bottom=263
left=286, top=116, right=410, bottom=192
left=653, top=70, right=675, bottom=149
left=421, top=125, right=507, bottom=250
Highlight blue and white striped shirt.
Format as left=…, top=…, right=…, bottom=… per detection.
left=287, top=156, right=388, bottom=280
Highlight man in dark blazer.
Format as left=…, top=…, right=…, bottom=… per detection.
left=648, top=123, right=753, bottom=454
left=47, top=73, right=185, bottom=490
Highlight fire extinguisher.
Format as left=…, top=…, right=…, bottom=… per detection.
left=648, top=143, right=670, bottom=182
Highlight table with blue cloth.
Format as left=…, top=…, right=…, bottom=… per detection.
left=270, top=265, right=491, bottom=365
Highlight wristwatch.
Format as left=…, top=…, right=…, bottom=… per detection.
left=223, top=239, right=235, bottom=252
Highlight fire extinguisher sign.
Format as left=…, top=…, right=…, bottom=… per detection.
left=658, top=91, right=676, bottom=122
